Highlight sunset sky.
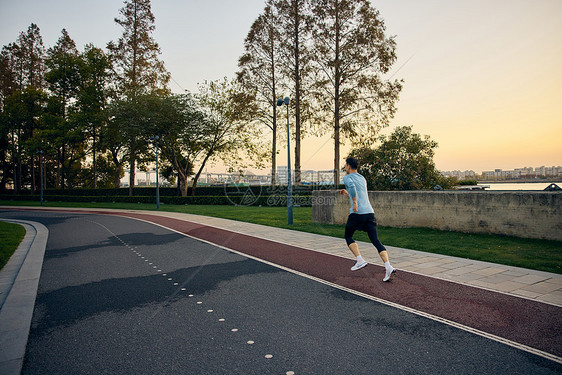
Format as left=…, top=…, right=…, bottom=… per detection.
left=1, top=0, right=560, bottom=174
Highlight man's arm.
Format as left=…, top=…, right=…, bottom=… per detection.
left=352, top=196, right=358, bottom=212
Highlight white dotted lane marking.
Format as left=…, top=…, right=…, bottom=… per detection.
left=286, top=372, right=295, bottom=375
left=81, top=217, right=288, bottom=369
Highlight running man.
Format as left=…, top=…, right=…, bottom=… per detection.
left=340, top=157, right=396, bottom=281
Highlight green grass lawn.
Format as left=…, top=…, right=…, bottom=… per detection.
left=0, top=221, right=26, bottom=271
left=1, top=200, right=561, bottom=274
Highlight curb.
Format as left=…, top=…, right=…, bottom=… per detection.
left=0, top=219, right=48, bottom=375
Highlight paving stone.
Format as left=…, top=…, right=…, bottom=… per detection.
left=478, top=273, right=520, bottom=284
left=490, top=281, right=530, bottom=293
left=535, top=290, right=562, bottom=306
left=473, top=267, right=506, bottom=276
left=442, top=266, right=483, bottom=276
left=416, top=260, right=454, bottom=268
left=520, top=282, right=561, bottom=294
left=511, top=274, right=552, bottom=285
left=440, top=261, right=474, bottom=270
left=466, top=279, right=496, bottom=290
left=413, top=267, right=449, bottom=276
left=544, top=277, right=562, bottom=286
left=439, top=273, right=486, bottom=284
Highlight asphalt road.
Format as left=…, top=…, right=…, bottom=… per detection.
left=2, top=210, right=560, bottom=374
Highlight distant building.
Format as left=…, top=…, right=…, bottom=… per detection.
left=441, top=170, right=477, bottom=180
left=277, top=166, right=290, bottom=185
left=480, top=166, right=561, bottom=180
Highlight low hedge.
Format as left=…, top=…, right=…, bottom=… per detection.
left=0, top=185, right=341, bottom=198
left=0, top=194, right=313, bottom=207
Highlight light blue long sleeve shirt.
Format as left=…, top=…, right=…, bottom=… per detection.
left=342, top=172, right=374, bottom=215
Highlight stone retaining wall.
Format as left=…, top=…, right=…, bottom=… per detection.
left=311, top=190, right=562, bottom=241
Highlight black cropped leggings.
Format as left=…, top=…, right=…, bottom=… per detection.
left=344, top=213, right=386, bottom=253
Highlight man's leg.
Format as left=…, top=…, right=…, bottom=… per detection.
left=348, top=242, right=360, bottom=257
left=379, top=250, right=390, bottom=263
left=345, top=216, right=367, bottom=271
left=365, top=220, right=396, bottom=281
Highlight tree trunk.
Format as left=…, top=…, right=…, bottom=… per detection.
left=333, top=6, right=341, bottom=186
left=128, top=148, right=135, bottom=196
left=31, top=158, right=36, bottom=194
left=179, top=174, right=188, bottom=197
left=190, top=153, right=213, bottom=196
left=334, top=4, right=341, bottom=188
left=293, top=0, right=302, bottom=185
left=271, top=35, right=278, bottom=187
left=112, top=152, right=121, bottom=188
left=93, top=127, right=97, bottom=189
left=271, top=123, right=277, bottom=186
left=16, top=159, right=22, bottom=193
left=334, top=121, right=340, bottom=186
left=56, top=148, right=61, bottom=189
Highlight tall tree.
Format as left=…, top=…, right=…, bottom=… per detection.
left=45, top=29, right=84, bottom=189
left=75, top=44, right=112, bottom=188
left=2, top=87, right=46, bottom=192
left=237, top=2, right=282, bottom=185
left=107, top=0, right=170, bottom=195
left=16, top=23, right=46, bottom=91
left=107, top=94, right=153, bottom=190
left=157, top=93, right=201, bottom=197
left=0, top=44, right=19, bottom=190
left=275, top=0, right=314, bottom=185
left=310, top=0, right=402, bottom=185
left=0, top=44, right=19, bottom=106
left=0, top=24, right=46, bottom=192
left=103, top=107, right=128, bottom=188
left=190, top=78, right=265, bottom=195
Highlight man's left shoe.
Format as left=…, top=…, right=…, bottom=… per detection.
left=383, top=267, right=396, bottom=282
left=351, top=261, right=368, bottom=271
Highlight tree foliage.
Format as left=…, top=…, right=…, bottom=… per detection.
left=107, top=0, right=170, bottom=195
left=310, top=0, right=402, bottom=185
left=0, top=0, right=407, bottom=195
left=237, top=0, right=402, bottom=186
left=190, top=78, right=266, bottom=194
left=350, top=126, right=454, bottom=190
left=107, top=0, right=170, bottom=98
left=275, top=0, right=315, bottom=184
left=237, top=1, right=282, bottom=185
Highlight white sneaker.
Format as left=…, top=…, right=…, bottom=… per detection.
left=351, top=261, right=368, bottom=271
left=383, top=267, right=396, bottom=282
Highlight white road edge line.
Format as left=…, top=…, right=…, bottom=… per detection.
left=114, top=215, right=562, bottom=365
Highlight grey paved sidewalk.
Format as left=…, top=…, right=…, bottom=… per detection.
left=0, top=219, right=48, bottom=375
